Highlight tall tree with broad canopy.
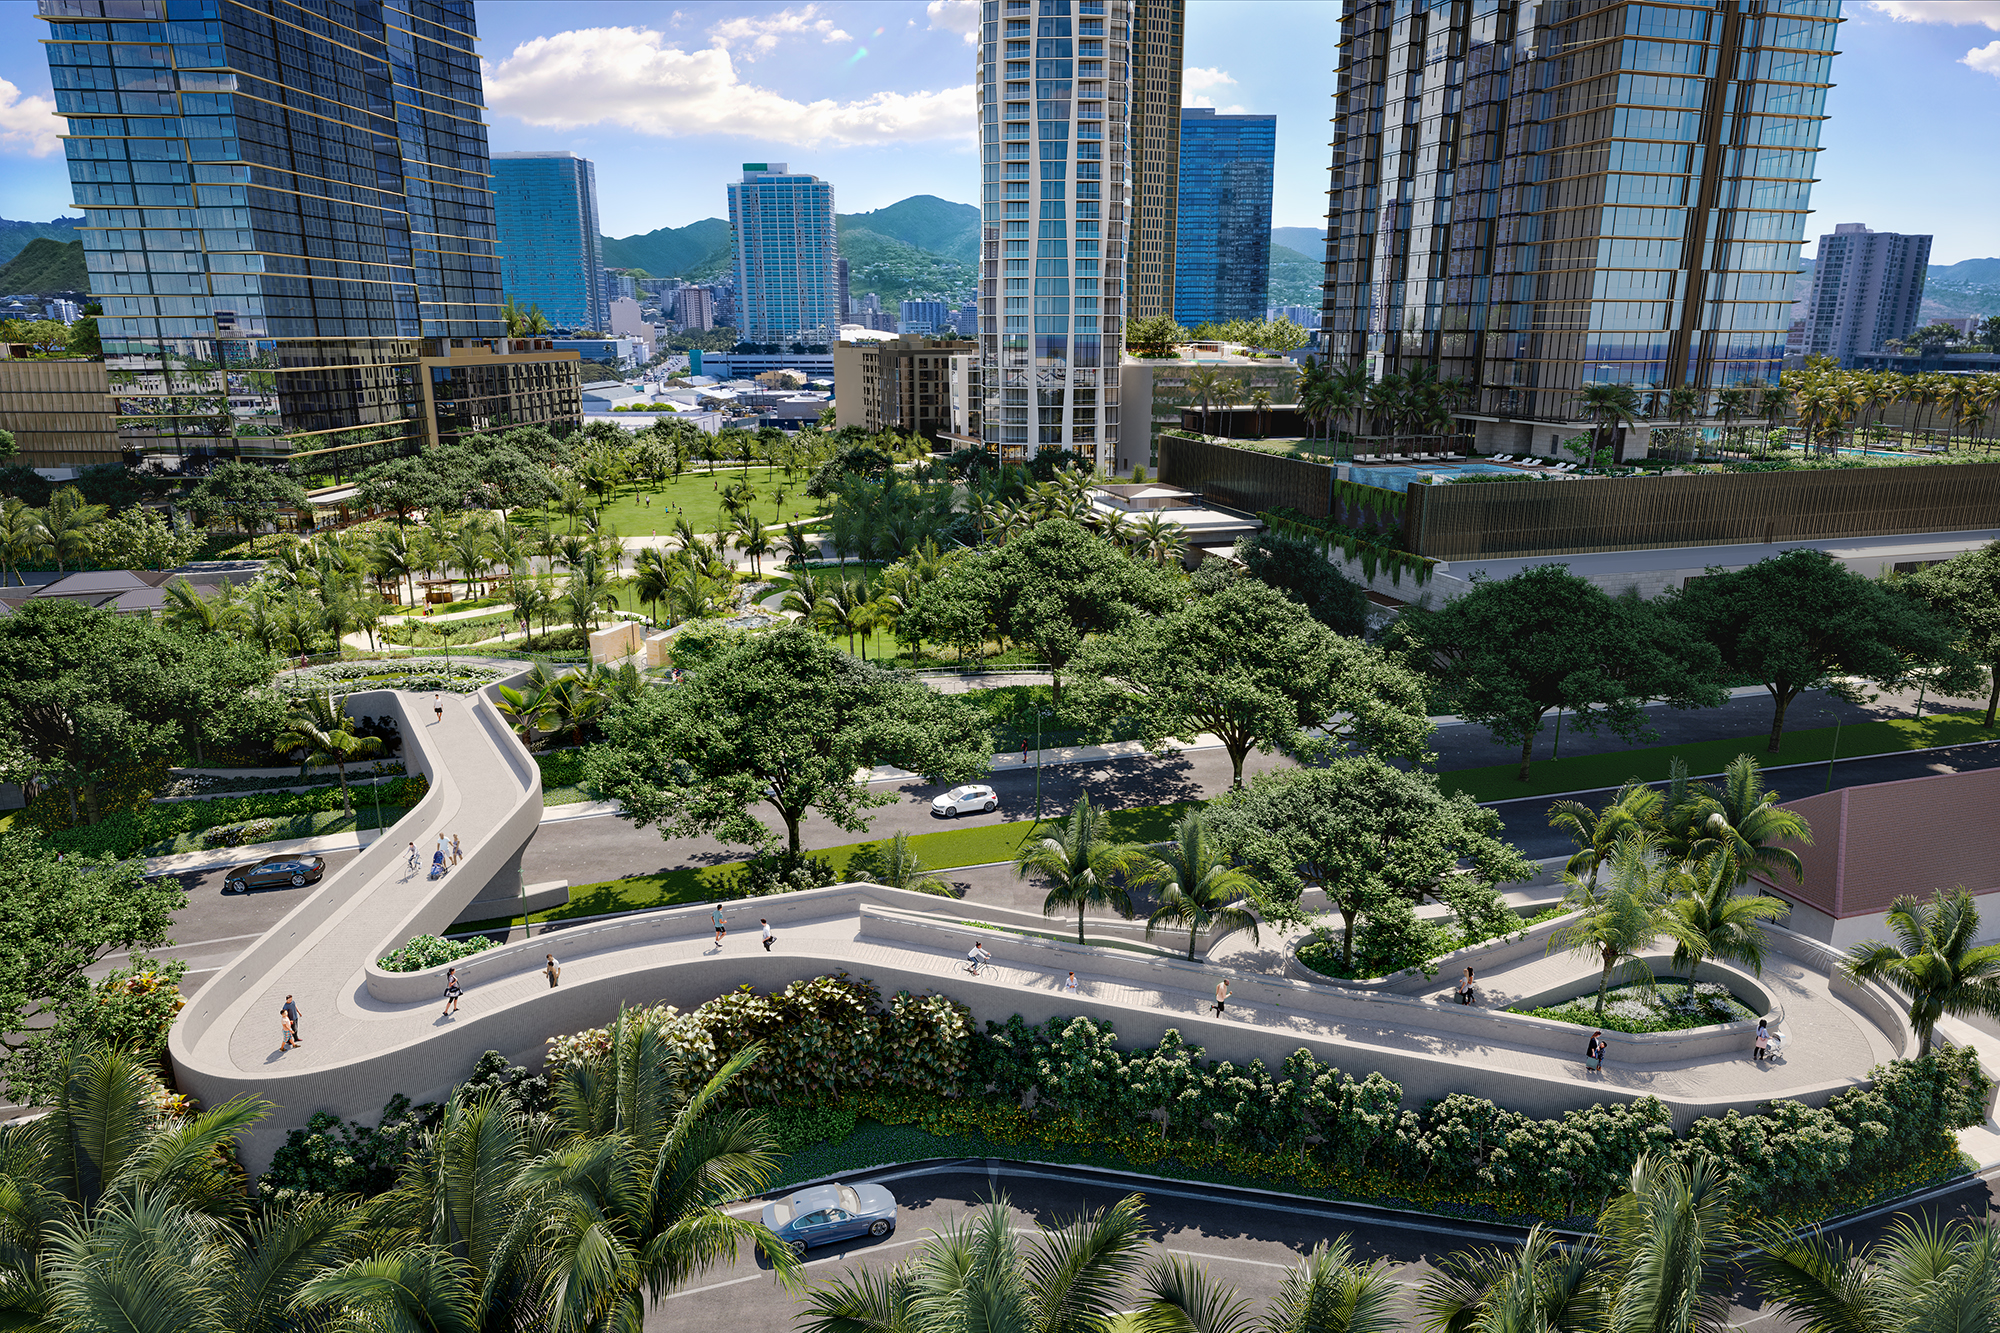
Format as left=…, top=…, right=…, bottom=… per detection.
left=1206, top=758, right=1534, bottom=971
left=0, top=599, right=277, bottom=824
left=1068, top=578, right=1433, bottom=788
left=1905, top=540, right=2000, bottom=726
left=1670, top=548, right=1964, bottom=751
left=0, top=834, right=185, bottom=1098
left=950, top=518, right=1183, bottom=704
left=585, top=625, right=992, bottom=856
left=1391, top=564, right=1728, bottom=781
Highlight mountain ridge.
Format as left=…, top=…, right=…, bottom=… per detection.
left=0, top=217, right=84, bottom=271
left=0, top=238, right=88, bottom=296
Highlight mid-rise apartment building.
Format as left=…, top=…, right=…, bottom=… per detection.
left=1174, top=108, right=1275, bottom=325
left=1800, top=223, right=1930, bottom=360
left=833, top=334, right=974, bottom=444
left=492, top=150, right=605, bottom=332
left=1321, top=0, right=1839, bottom=451
left=41, top=0, right=578, bottom=466
left=728, top=163, right=840, bottom=346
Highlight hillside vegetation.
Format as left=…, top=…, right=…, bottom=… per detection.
left=0, top=238, right=88, bottom=295
left=0, top=216, right=83, bottom=269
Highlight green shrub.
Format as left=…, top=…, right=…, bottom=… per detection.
left=1518, top=982, right=1754, bottom=1035
left=765, top=1102, right=859, bottom=1152
left=257, top=1095, right=430, bottom=1204
left=376, top=933, right=496, bottom=973
left=713, top=851, right=837, bottom=899
left=202, top=817, right=279, bottom=849
left=31, top=775, right=431, bottom=859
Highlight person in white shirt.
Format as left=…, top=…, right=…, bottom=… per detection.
left=761, top=918, right=775, bottom=952
left=1063, top=971, right=1080, bottom=995
left=966, top=940, right=991, bottom=975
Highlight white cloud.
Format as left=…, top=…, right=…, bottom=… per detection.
left=1965, top=38, right=2000, bottom=73
left=485, top=27, right=974, bottom=147
left=1868, top=1, right=2000, bottom=29
left=708, top=4, right=851, bottom=59
left=928, top=0, right=979, bottom=44
left=0, top=77, right=60, bottom=158
left=1182, top=66, right=1239, bottom=106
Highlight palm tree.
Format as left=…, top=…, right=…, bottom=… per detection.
left=1131, top=809, right=1262, bottom=961
left=30, top=487, right=108, bottom=573
left=798, top=1192, right=1152, bottom=1333
left=1665, top=384, right=1702, bottom=463
left=273, top=688, right=387, bottom=816
left=369, top=529, right=417, bottom=607
left=735, top=514, right=772, bottom=576
left=1714, top=386, right=1749, bottom=457
left=631, top=546, right=677, bottom=626
left=1661, top=851, right=1791, bottom=988
left=851, top=830, right=952, bottom=895
left=1131, top=511, right=1185, bottom=567
left=1842, top=887, right=2000, bottom=1057
left=1548, top=836, right=1667, bottom=1017
left=1140, top=1238, right=1402, bottom=1333
left=1184, top=366, right=1225, bottom=438
left=0, top=496, right=39, bottom=584
left=810, top=572, right=873, bottom=655
left=1547, top=781, right=1664, bottom=900
left=563, top=550, right=614, bottom=633
left=1415, top=1223, right=1601, bottom=1333
left=1248, top=385, right=1273, bottom=438
left=1014, top=793, right=1144, bottom=945
left=1576, top=383, right=1641, bottom=465
left=1753, top=1213, right=2000, bottom=1333
left=1214, top=377, right=1245, bottom=438
left=1595, top=1154, right=1738, bottom=1333
left=161, top=577, right=243, bottom=637
left=1676, top=753, right=1811, bottom=885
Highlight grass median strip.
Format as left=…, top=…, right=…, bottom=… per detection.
left=1438, top=709, right=1998, bottom=804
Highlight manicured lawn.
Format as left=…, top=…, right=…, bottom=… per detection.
left=458, top=800, right=1201, bottom=930
left=1438, top=709, right=1998, bottom=803
left=510, top=467, right=823, bottom=540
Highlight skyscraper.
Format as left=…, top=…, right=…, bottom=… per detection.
left=1322, top=0, right=1839, bottom=451
left=493, top=151, right=604, bottom=333
left=727, top=163, right=839, bottom=347
left=1174, top=108, right=1275, bottom=325
left=43, top=0, right=524, bottom=464
left=1800, top=223, right=1930, bottom=360
left=1127, top=0, right=1184, bottom=320
left=974, top=0, right=1135, bottom=468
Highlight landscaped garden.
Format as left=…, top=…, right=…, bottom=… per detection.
left=1517, top=980, right=1757, bottom=1035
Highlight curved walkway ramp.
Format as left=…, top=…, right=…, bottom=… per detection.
left=168, top=679, right=554, bottom=1169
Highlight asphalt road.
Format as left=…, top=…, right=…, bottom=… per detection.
left=648, top=1158, right=2000, bottom=1332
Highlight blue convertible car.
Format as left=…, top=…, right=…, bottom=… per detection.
left=761, top=1181, right=898, bottom=1257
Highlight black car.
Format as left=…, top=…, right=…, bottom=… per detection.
left=223, top=855, right=326, bottom=895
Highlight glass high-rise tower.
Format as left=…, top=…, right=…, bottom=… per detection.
left=728, top=163, right=839, bottom=347
left=1321, top=0, right=1839, bottom=446
left=40, top=0, right=513, bottom=465
left=1174, top=108, right=1275, bottom=325
left=493, top=151, right=605, bottom=334
left=974, top=0, right=1134, bottom=468
left=1127, top=0, right=1183, bottom=322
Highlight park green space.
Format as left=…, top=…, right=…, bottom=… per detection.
left=509, top=466, right=824, bottom=539
left=1437, top=709, right=1997, bottom=803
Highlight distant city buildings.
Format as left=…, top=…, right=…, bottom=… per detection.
left=492, top=151, right=606, bottom=332
left=1174, top=108, right=1275, bottom=325
left=728, top=163, right=840, bottom=345
left=679, top=287, right=717, bottom=332
left=1266, top=306, right=1322, bottom=330
left=1801, top=224, right=1931, bottom=360
left=834, top=333, right=975, bottom=443
left=899, top=299, right=950, bottom=335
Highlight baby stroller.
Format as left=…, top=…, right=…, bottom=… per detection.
left=429, top=851, right=448, bottom=880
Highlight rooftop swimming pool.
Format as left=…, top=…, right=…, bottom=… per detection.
left=1347, top=461, right=1526, bottom=492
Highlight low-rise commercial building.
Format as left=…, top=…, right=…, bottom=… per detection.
left=416, top=339, right=582, bottom=449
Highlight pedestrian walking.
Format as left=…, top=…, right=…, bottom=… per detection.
left=433, top=692, right=444, bottom=724
left=1585, top=1030, right=1608, bottom=1072
left=966, top=940, right=990, bottom=975
left=711, top=906, right=727, bottom=945
left=1457, top=967, right=1476, bottom=1005
left=1212, top=979, right=1231, bottom=1016
left=1063, top=971, right=1080, bottom=996
left=1020, top=741, right=1028, bottom=764
left=544, top=954, right=561, bottom=988
left=760, top=918, right=775, bottom=951
left=279, top=1007, right=296, bottom=1052
left=282, top=995, right=302, bottom=1043
left=442, top=968, right=461, bottom=1016
left=1753, top=1018, right=1770, bottom=1062
left=450, top=834, right=462, bottom=866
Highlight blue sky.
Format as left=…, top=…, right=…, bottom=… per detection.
left=1, top=1, right=1998, bottom=259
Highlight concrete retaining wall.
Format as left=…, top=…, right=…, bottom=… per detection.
left=589, top=621, right=643, bottom=663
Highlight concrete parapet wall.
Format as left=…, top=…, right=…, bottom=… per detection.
left=589, top=621, right=643, bottom=663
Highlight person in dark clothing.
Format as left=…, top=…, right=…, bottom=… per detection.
left=1585, top=1030, right=1607, bottom=1072
left=282, top=995, right=301, bottom=1043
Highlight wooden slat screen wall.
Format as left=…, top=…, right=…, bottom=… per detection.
left=1405, top=464, right=2000, bottom=561
left=1157, top=433, right=1333, bottom=518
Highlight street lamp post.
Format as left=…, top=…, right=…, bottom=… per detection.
left=1823, top=704, right=1844, bottom=793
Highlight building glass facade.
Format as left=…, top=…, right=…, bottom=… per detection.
left=728, top=163, right=839, bottom=347
left=975, top=0, right=1133, bottom=468
left=1127, top=0, right=1183, bottom=321
left=493, top=151, right=605, bottom=333
left=1322, top=0, right=1839, bottom=425
left=41, top=0, right=504, bottom=466
left=1174, top=108, right=1275, bottom=326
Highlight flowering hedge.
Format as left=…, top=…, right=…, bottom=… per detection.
left=279, top=659, right=509, bottom=699
left=540, top=980, right=1987, bottom=1227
